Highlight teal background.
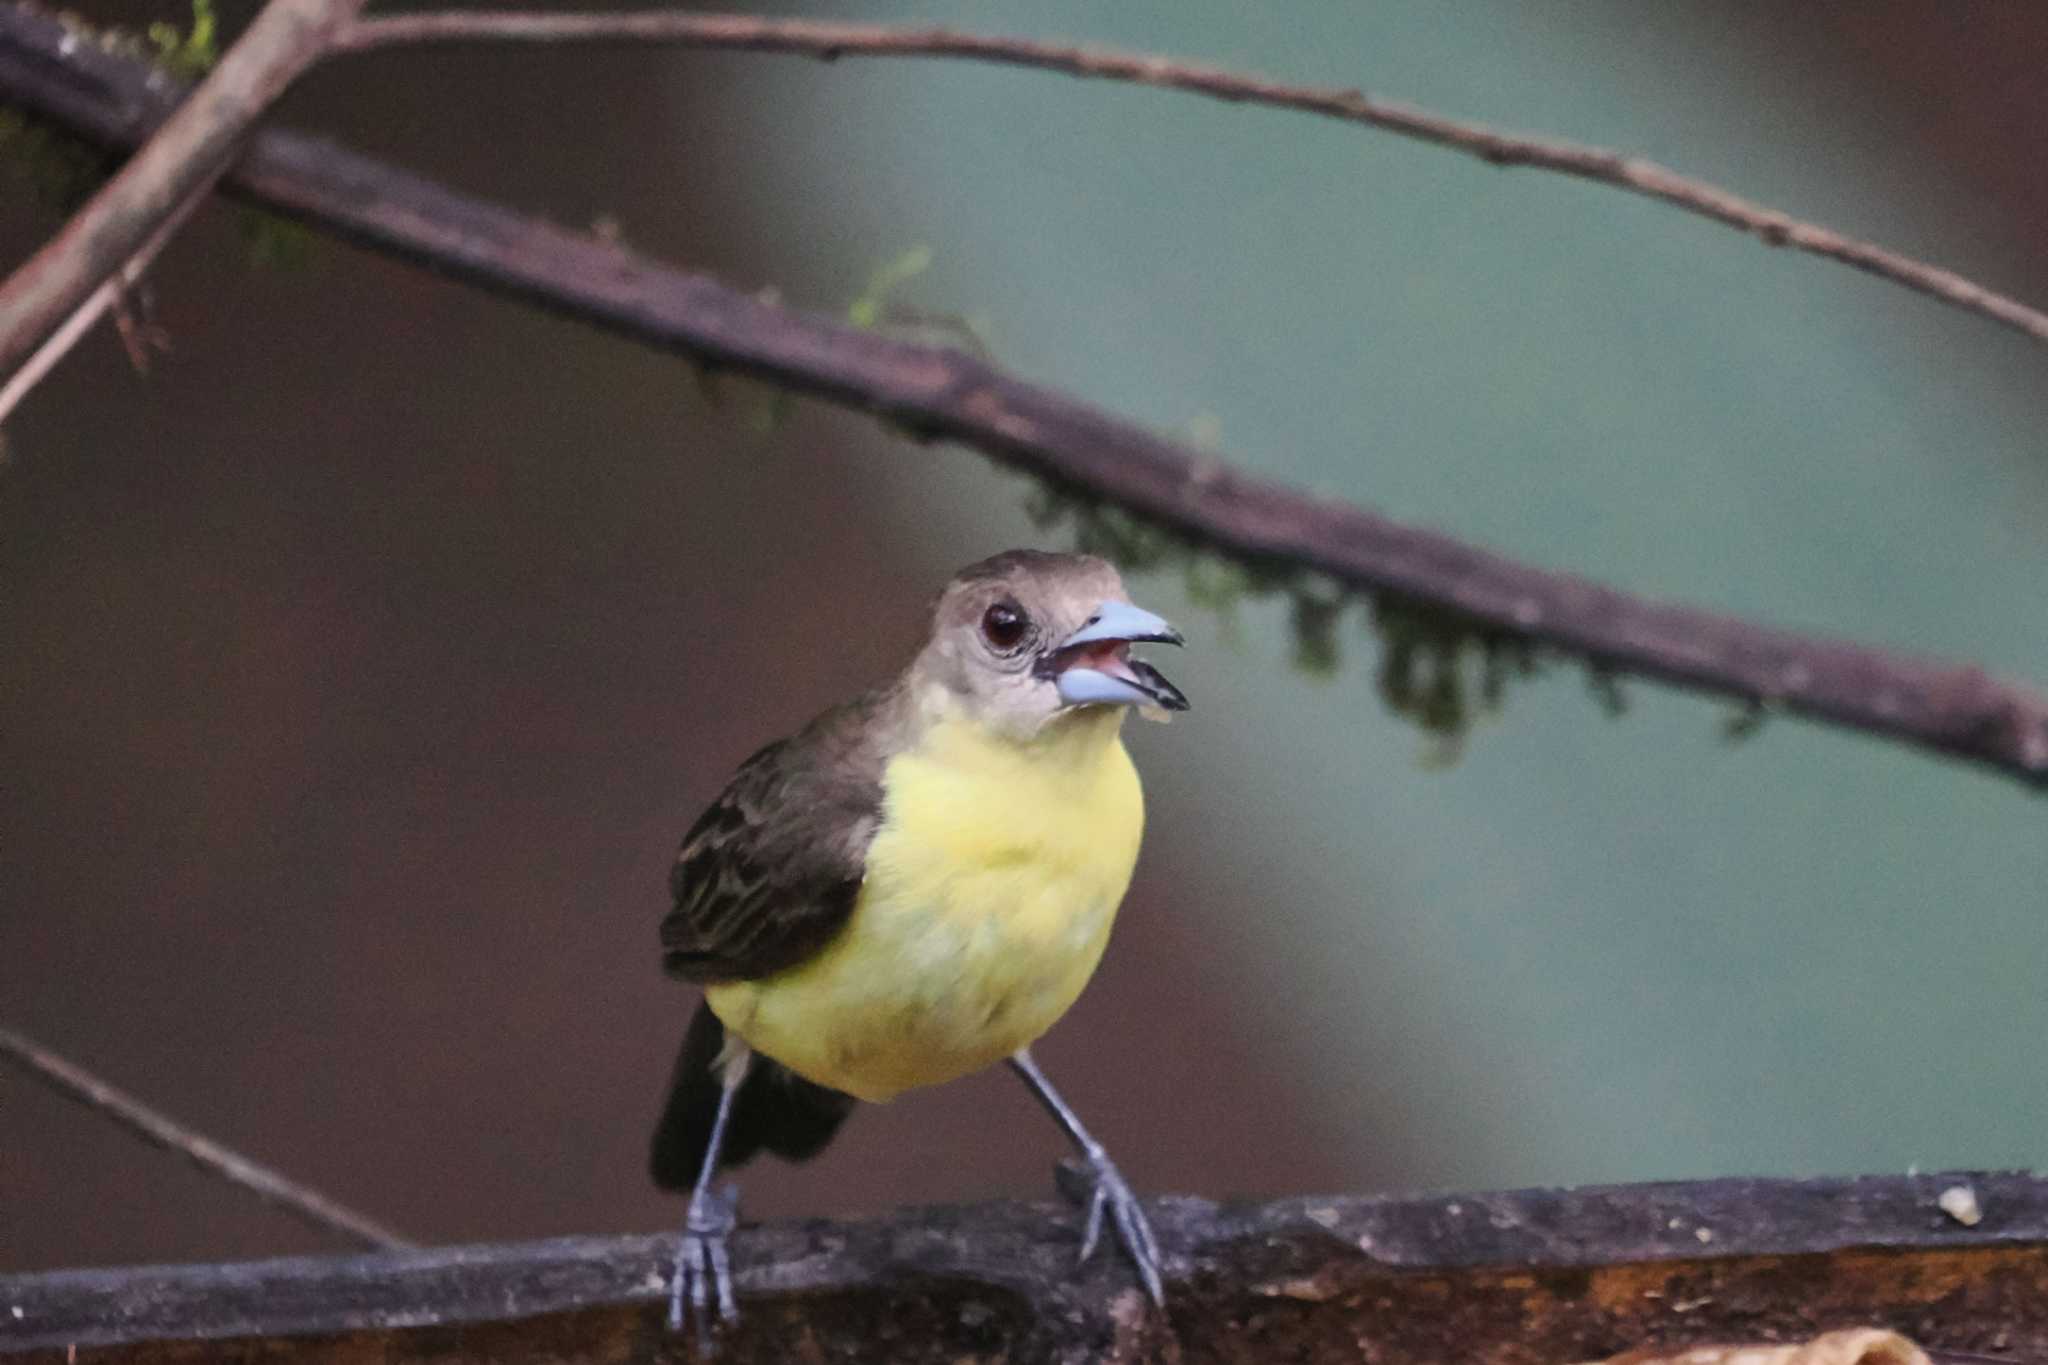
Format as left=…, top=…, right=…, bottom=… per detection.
left=704, top=1, right=2048, bottom=1184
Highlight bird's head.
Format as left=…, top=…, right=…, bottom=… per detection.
left=912, top=549, right=1188, bottom=741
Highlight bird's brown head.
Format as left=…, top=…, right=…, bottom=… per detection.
left=909, top=550, right=1188, bottom=740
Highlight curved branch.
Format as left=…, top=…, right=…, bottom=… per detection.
left=4, top=2, right=2046, bottom=788
left=327, top=9, right=2048, bottom=351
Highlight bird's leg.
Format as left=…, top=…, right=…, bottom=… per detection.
left=670, top=1044, right=750, bottom=1348
left=1007, top=1048, right=1165, bottom=1307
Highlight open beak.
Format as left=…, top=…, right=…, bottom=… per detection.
left=1045, top=600, right=1190, bottom=712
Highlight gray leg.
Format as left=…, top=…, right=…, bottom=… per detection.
left=669, top=1046, right=750, bottom=1348
left=1008, top=1048, right=1165, bottom=1306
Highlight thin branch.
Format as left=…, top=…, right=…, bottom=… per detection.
left=0, top=0, right=366, bottom=388
left=328, top=9, right=2048, bottom=351
left=0, top=1024, right=415, bottom=1252
left=4, top=2, right=2047, bottom=789
left=0, top=177, right=207, bottom=424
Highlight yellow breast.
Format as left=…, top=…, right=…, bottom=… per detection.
left=706, top=706, right=1143, bottom=1102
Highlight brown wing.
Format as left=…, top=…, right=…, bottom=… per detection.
left=659, top=692, right=894, bottom=984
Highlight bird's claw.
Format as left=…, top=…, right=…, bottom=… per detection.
left=1056, top=1150, right=1165, bottom=1307
left=668, top=1182, right=740, bottom=1350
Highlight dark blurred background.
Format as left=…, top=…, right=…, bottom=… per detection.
left=4, top=2, right=2047, bottom=1271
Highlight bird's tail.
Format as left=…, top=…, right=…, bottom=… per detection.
left=649, top=999, right=858, bottom=1191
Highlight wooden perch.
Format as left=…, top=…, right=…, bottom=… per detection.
left=5, top=2, right=2048, bottom=789
left=4, top=1172, right=2046, bottom=1363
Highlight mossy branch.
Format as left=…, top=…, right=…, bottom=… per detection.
left=4, top=2, right=2048, bottom=787
left=1025, top=482, right=1621, bottom=757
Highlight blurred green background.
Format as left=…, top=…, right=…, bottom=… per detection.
left=4, top=1, right=2044, bottom=1269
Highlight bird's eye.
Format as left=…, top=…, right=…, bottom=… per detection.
left=980, top=600, right=1029, bottom=651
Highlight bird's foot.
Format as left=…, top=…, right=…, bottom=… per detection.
left=668, top=1182, right=740, bottom=1350
left=1055, top=1147, right=1165, bottom=1307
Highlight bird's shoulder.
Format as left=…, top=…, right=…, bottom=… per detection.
left=660, top=686, right=904, bottom=983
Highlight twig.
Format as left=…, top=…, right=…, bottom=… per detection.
left=0, top=1024, right=415, bottom=1252
left=4, top=3, right=2048, bottom=788
left=0, top=0, right=366, bottom=388
left=328, top=10, right=2048, bottom=351
left=0, top=178, right=207, bottom=424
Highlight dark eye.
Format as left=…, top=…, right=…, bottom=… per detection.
left=980, top=600, right=1029, bottom=651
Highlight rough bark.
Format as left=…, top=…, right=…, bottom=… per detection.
left=4, top=1172, right=2045, bottom=1363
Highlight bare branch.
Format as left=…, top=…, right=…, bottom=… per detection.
left=0, top=1024, right=415, bottom=1252
left=0, top=178, right=205, bottom=423
left=2, top=1172, right=2045, bottom=1361
left=4, top=3, right=2047, bottom=788
left=0, top=0, right=366, bottom=388
left=328, top=9, right=2048, bottom=351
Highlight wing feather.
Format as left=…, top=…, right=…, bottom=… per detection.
left=660, top=692, right=893, bottom=983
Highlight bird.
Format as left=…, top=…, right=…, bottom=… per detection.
left=648, top=548, right=1190, bottom=1345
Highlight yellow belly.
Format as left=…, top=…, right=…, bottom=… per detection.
left=706, top=708, right=1143, bottom=1102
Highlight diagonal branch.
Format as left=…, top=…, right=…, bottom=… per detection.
left=3, top=1, right=2047, bottom=789
left=326, top=10, right=2048, bottom=351
left=0, top=176, right=207, bottom=424
left=0, top=0, right=365, bottom=387
left=0, top=1024, right=415, bottom=1252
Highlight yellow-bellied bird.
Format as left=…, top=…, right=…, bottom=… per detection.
left=650, top=550, right=1190, bottom=1341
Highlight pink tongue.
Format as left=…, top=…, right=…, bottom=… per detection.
left=1069, top=640, right=1130, bottom=672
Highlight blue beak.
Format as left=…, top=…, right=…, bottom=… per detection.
left=1050, top=600, right=1189, bottom=712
